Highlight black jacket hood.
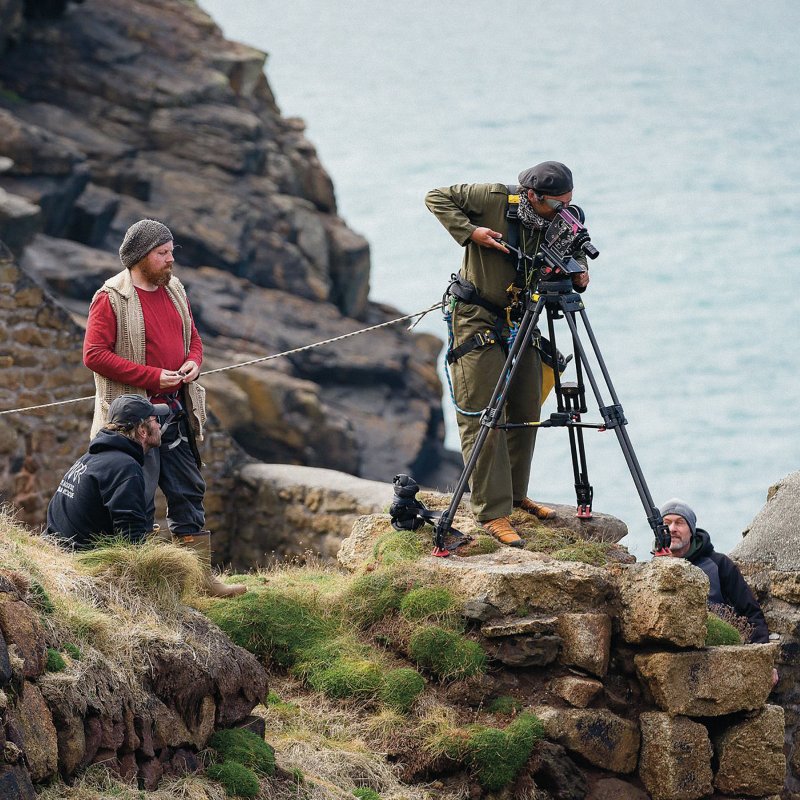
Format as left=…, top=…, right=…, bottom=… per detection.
left=88, top=429, right=145, bottom=465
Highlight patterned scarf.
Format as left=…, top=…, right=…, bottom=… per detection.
left=516, top=190, right=550, bottom=230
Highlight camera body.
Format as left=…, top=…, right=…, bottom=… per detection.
left=539, top=205, right=599, bottom=279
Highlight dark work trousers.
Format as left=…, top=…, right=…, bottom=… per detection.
left=143, top=415, right=206, bottom=535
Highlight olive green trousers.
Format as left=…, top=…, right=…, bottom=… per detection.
left=450, top=303, right=542, bottom=521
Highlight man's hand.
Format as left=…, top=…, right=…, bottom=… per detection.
left=178, top=360, right=200, bottom=383
left=159, top=369, right=184, bottom=389
left=470, top=227, right=509, bottom=252
left=572, top=270, right=590, bottom=290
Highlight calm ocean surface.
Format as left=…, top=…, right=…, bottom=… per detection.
left=200, top=0, right=800, bottom=559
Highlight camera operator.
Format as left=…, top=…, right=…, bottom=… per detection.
left=425, top=162, right=589, bottom=547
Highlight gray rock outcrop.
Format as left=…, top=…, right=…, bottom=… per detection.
left=0, top=0, right=460, bottom=508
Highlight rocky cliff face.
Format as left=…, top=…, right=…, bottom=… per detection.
left=0, top=0, right=459, bottom=508
left=0, top=527, right=269, bottom=794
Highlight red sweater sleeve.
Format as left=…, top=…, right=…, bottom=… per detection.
left=187, top=310, right=203, bottom=366
left=83, top=293, right=164, bottom=393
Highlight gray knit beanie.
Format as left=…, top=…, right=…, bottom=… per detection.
left=119, top=219, right=173, bottom=269
left=659, top=498, right=697, bottom=536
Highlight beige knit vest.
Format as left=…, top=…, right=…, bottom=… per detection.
left=89, top=269, right=206, bottom=440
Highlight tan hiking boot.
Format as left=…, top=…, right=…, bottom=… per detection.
left=482, top=517, right=523, bottom=548
left=173, top=531, right=247, bottom=598
left=515, top=497, right=556, bottom=520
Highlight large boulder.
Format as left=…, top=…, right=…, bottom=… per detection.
left=0, top=593, right=46, bottom=679
left=732, top=471, right=800, bottom=570
left=635, top=645, right=777, bottom=716
left=616, top=558, right=708, bottom=648
left=413, top=549, right=616, bottom=617
left=638, top=713, right=713, bottom=800
left=7, top=683, right=58, bottom=782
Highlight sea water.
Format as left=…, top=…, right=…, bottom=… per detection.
left=199, top=0, right=800, bottom=559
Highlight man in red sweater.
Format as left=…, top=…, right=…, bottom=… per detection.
left=84, top=219, right=245, bottom=597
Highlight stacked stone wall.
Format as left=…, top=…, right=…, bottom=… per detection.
left=342, top=521, right=787, bottom=799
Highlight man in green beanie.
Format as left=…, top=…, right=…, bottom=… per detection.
left=83, top=219, right=245, bottom=597
left=425, top=162, right=589, bottom=547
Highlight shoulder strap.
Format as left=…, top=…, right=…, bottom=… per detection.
left=506, top=184, right=520, bottom=250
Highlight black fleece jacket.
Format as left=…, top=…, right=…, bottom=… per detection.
left=687, top=528, right=770, bottom=644
left=46, top=429, right=148, bottom=549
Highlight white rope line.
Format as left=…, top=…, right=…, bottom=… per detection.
left=0, top=303, right=440, bottom=417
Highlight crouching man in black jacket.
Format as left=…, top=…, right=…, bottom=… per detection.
left=46, top=395, right=167, bottom=549
left=659, top=498, right=770, bottom=643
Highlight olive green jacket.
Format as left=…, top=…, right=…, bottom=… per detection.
left=425, top=182, right=586, bottom=309
left=425, top=183, right=538, bottom=309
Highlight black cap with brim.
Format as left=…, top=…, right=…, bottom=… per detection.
left=108, top=394, right=170, bottom=428
left=518, top=161, right=573, bottom=196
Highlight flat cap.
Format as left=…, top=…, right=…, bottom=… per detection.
left=518, top=161, right=574, bottom=196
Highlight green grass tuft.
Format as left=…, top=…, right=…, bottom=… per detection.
left=445, top=712, right=544, bottom=791
left=353, top=789, right=382, bottom=800
left=45, top=648, right=66, bottom=672
left=304, top=658, right=383, bottom=700
left=400, top=587, right=457, bottom=622
left=462, top=535, right=501, bottom=555
left=408, top=626, right=486, bottom=681
left=341, top=570, right=408, bottom=628
left=209, top=728, right=275, bottom=777
left=372, top=530, right=428, bottom=565
left=488, top=695, right=523, bottom=715
left=62, top=643, right=81, bottom=660
left=550, top=542, right=611, bottom=566
left=207, top=760, right=260, bottom=797
left=379, top=667, right=425, bottom=713
left=206, top=589, right=334, bottom=667
left=705, top=613, right=743, bottom=646
left=28, top=580, right=55, bottom=614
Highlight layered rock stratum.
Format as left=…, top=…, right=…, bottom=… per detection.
left=0, top=0, right=459, bottom=542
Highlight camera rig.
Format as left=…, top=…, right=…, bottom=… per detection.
left=416, top=208, right=671, bottom=557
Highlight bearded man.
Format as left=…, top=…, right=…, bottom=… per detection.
left=425, top=162, right=590, bottom=547
left=83, top=219, right=244, bottom=597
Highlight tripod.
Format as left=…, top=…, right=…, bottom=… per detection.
left=433, top=269, right=671, bottom=557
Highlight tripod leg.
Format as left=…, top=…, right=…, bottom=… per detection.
left=545, top=305, right=594, bottom=519
left=434, top=296, right=547, bottom=554
left=559, top=301, right=670, bottom=552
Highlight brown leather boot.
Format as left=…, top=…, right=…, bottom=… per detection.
left=173, top=531, right=247, bottom=598
left=482, top=517, right=524, bottom=548
left=514, top=497, right=557, bottom=520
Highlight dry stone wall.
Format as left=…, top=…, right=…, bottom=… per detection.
left=340, top=519, right=787, bottom=799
